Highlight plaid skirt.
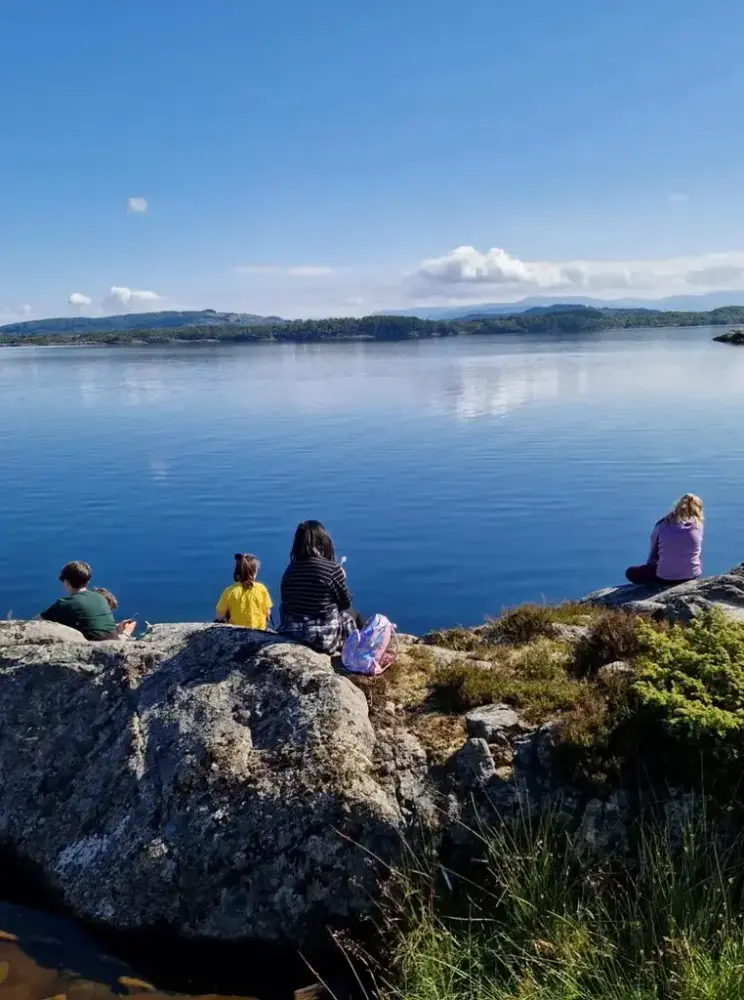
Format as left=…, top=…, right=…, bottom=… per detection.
left=279, top=608, right=357, bottom=654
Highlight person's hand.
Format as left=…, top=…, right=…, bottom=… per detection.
left=117, top=620, right=137, bottom=637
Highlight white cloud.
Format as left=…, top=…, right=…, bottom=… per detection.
left=127, top=197, right=148, bottom=214
left=235, top=264, right=334, bottom=277
left=668, top=192, right=690, bottom=203
left=107, top=286, right=161, bottom=304
left=66, top=286, right=170, bottom=316
left=101, top=286, right=163, bottom=313
left=0, top=304, right=32, bottom=324
left=412, top=245, right=744, bottom=301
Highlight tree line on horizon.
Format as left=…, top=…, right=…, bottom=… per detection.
left=1, top=305, right=744, bottom=347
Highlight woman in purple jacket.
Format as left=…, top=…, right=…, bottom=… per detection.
left=626, top=494, right=704, bottom=586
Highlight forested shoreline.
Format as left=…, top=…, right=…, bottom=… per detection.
left=2, top=305, right=744, bottom=347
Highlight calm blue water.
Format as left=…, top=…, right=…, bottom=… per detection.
left=1, top=327, right=743, bottom=635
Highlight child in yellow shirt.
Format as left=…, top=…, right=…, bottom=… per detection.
left=216, top=553, right=273, bottom=629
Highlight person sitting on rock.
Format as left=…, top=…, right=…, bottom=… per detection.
left=625, top=493, right=704, bottom=586
left=278, top=520, right=363, bottom=653
left=93, top=587, right=137, bottom=638
left=215, top=553, right=273, bottom=629
left=40, top=561, right=129, bottom=641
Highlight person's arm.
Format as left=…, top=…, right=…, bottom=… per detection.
left=262, top=586, right=274, bottom=627
left=40, top=601, right=63, bottom=623
left=215, top=589, right=230, bottom=623
left=331, top=567, right=353, bottom=611
left=648, top=522, right=661, bottom=566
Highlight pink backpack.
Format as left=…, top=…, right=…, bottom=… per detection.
left=342, top=614, right=398, bottom=676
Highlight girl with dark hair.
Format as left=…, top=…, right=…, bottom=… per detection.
left=279, top=520, right=361, bottom=653
left=216, top=553, right=273, bottom=629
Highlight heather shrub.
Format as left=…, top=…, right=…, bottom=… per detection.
left=481, top=603, right=556, bottom=645
left=573, top=608, right=646, bottom=676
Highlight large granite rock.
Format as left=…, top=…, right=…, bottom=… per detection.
left=584, top=563, right=744, bottom=623
left=0, top=621, right=435, bottom=945
left=2, top=602, right=716, bottom=947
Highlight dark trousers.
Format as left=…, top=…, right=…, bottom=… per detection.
left=625, top=563, right=690, bottom=587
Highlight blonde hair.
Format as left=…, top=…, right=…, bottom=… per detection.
left=668, top=493, right=704, bottom=525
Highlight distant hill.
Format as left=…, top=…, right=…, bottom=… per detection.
left=0, top=309, right=284, bottom=336
left=4, top=307, right=744, bottom=349
left=395, top=291, right=744, bottom=321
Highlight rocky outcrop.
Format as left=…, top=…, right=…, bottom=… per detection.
left=584, top=563, right=744, bottom=623
left=0, top=621, right=437, bottom=945
left=465, top=704, right=531, bottom=742
left=2, top=590, right=725, bottom=947
left=713, top=329, right=744, bottom=345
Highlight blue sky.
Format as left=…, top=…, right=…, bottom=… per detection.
left=3, top=0, right=744, bottom=320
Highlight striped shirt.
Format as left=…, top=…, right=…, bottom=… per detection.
left=280, top=556, right=353, bottom=619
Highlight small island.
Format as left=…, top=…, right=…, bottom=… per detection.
left=713, top=327, right=744, bottom=345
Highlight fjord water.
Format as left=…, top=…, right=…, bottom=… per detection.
left=1, top=327, right=743, bottom=636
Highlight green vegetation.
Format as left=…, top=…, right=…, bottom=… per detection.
left=425, top=602, right=591, bottom=651
left=367, top=603, right=744, bottom=789
left=3, top=305, right=744, bottom=347
left=380, top=810, right=744, bottom=1000
left=430, top=637, right=584, bottom=719
left=370, top=606, right=744, bottom=998
left=635, top=609, right=744, bottom=750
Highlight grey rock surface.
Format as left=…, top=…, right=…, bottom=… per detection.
left=584, top=564, right=744, bottom=623
left=549, top=623, right=591, bottom=643
left=597, top=660, right=634, bottom=682
left=465, top=704, right=529, bottom=742
left=451, top=738, right=497, bottom=785
left=0, top=619, right=90, bottom=646
left=0, top=620, right=437, bottom=944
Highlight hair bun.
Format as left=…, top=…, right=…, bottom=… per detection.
left=234, top=553, right=243, bottom=560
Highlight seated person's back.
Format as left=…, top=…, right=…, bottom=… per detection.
left=281, top=553, right=351, bottom=618
left=279, top=521, right=357, bottom=654
left=626, top=494, right=704, bottom=587
left=654, top=516, right=703, bottom=581
left=40, top=561, right=118, bottom=641
left=216, top=553, right=272, bottom=629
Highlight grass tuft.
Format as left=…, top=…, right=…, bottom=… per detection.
left=377, top=808, right=744, bottom=1000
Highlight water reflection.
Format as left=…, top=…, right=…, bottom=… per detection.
left=0, top=901, right=318, bottom=1000
left=439, top=358, right=563, bottom=419
left=434, top=339, right=744, bottom=421
left=0, top=938, right=260, bottom=1000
